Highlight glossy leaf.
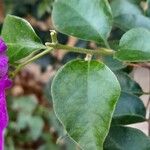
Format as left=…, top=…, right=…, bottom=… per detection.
left=111, top=0, right=150, bottom=31
left=115, top=28, right=150, bottom=62
left=104, top=126, right=150, bottom=150
left=51, top=60, right=121, bottom=150
left=52, top=0, right=112, bottom=44
left=1, top=15, right=46, bottom=64
left=115, top=71, right=143, bottom=95
left=112, top=92, right=146, bottom=125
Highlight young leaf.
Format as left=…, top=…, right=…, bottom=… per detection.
left=115, top=28, right=150, bottom=62
left=51, top=60, right=121, bottom=150
left=1, top=15, right=46, bottom=64
left=112, top=92, right=146, bottom=125
left=104, top=126, right=150, bottom=150
left=52, top=0, right=112, bottom=44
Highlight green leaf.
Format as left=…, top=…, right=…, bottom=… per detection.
left=17, top=112, right=31, bottom=130
left=1, top=15, right=46, bottom=64
left=104, top=126, right=150, bottom=150
left=28, top=116, right=44, bottom=140
left=37, top=0, right=53, bottom=18
left=115, top=28, right=150, bottom=62
left=48, top=110, right=79, bottom=149
left=114, top=15, right=150, bottom=31
left=131, top=0, right=141, bottom=4
left=111, top=0, right=150, bottom=31
left=52, top=0, right=112, bottom=44
left=12, top=95, right=38, bottom=114
left=112, top=92, right=146, bottom=125
left=146, top=0, right=150, bottom=17
left=103, top=56, right=127, bottom=71
left=115, top=71, right=143, bottom=95
left=51, top=60, right=121, bottom=150
left=111, top=0, right=142, bottom=18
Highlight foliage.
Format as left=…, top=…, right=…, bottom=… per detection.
left=2, top=15, right=46, bottom=64
left=1, top=0, right=150, bottom=149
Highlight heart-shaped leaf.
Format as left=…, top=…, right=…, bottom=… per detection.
left=52, top=0, right=112, bottom=44
left=115, top=28, right=150, bottom=62
left=1, top=15, right=46, bottom=64
left=112, top=92, right=146, bottom=125
left=104, top=126, right=150, bottom=150
left=51, top=60, right=121, bottom=149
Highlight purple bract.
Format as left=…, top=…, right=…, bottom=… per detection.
left=0, top=38, right=11, bottom=150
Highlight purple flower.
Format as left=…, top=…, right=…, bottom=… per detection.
left=0, top=38, right=11, bottom=150
left=0, top=39, right=7, bottom=53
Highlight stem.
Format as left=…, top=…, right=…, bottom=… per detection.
left=85, top=54, right=92, bottom=61
left=50, top=30, right=58, bottom=43
left=11, top=48, right=53, bottom=78
left=144, top=92, right=150, bottom=95
left=45, top=42, right=115, bottom=56
left=11, top=30, right=115, bottom=78
left=76, top=145, right=81, bottom=150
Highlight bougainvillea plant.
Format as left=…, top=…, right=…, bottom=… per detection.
left=1, top=0, right=150, bottom=149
